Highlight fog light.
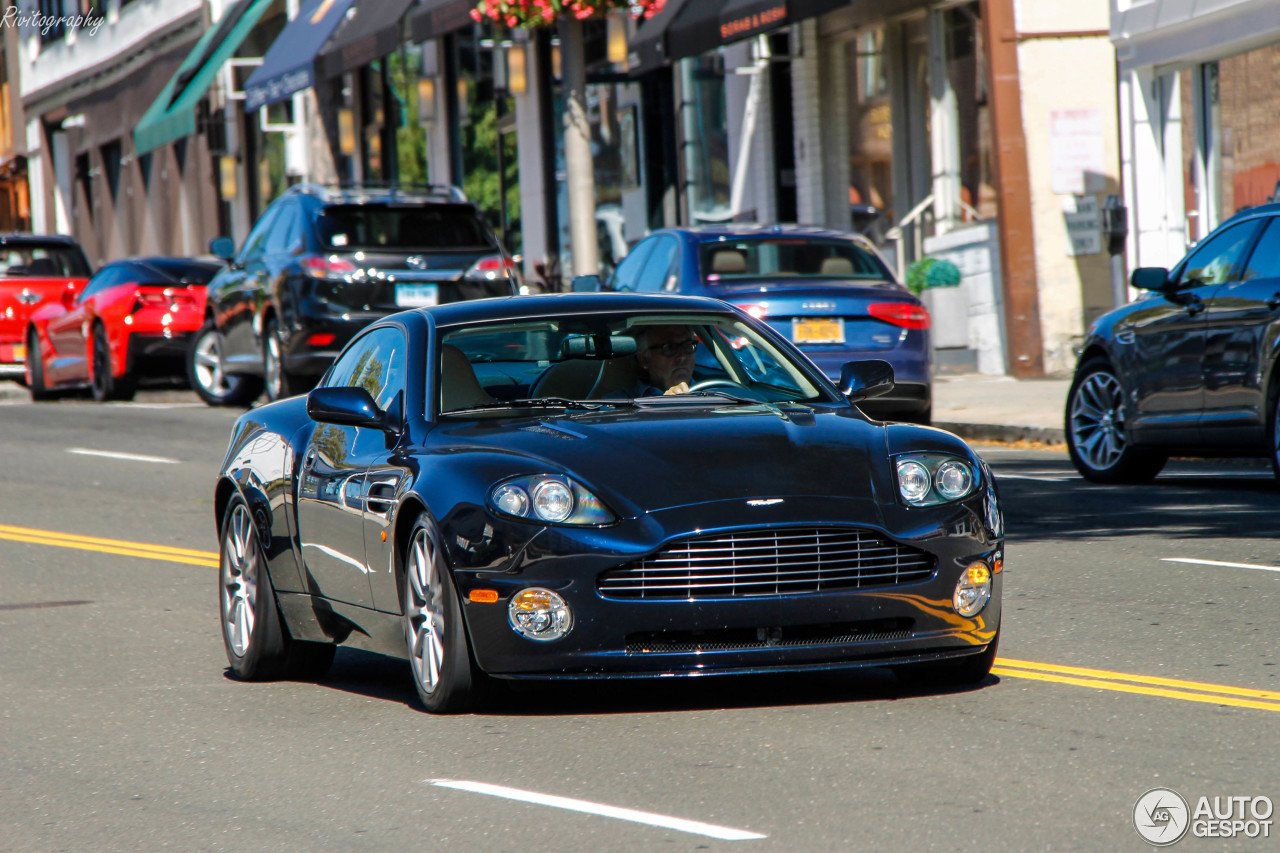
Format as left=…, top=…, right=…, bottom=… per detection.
left=953, top=562, right=992, bottom=616
left=508, top=587, right=572, bottom=641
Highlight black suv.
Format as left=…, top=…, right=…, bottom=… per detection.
left=193, top=184, right=517, bottom=405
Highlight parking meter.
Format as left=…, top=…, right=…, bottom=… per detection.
left=1102, top=195, right=1128, bottom=256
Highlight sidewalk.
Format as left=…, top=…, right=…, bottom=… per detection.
left=932, top=373, right=1070, bottom=445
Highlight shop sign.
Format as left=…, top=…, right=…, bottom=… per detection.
left=721, top=2, right=787, bottom=42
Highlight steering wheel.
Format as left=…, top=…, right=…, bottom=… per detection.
left=689, top=379, right=744, bottom=393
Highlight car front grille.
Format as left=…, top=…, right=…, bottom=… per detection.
left=598, top=527, right=935, bottom=600
left=625, top=618, right=915, bottom=654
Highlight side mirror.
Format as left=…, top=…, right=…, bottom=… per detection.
left=570, top=274, right=605, bottom=293
left=1131, top=266, right=1171, bottom=292
left=839, top=360, right=895, bottom=401
left=306, top=386, right=389, bottom=431
left=209, top=236, right=236, bottom=262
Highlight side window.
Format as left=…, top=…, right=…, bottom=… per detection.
left=1176, top=221, right=1261, bottom=287
left=610, top=239, right=654, bottom=292
left=323, top=327, right=405, bottom=412
left=266, top=204, right=301, bottom=256
left=635, top=236, right=679, bottom=293
left=1241, top=218, right=1280, bottom=281
left=77, top=266, right=125, bottom=303
left=238, top=205, right=281, bottom=264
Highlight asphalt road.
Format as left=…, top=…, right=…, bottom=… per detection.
left=2, top=392, right=1279, bottom=852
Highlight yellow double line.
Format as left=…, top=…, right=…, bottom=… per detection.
left=0, top=524, right=219, bottom=568
left=994, top=658, right=1280, bottom=713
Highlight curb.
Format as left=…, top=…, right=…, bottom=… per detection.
left=934, top=421, right=1065, bottom=446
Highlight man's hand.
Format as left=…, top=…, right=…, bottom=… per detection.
left=663, top=382, right=690, bottom=395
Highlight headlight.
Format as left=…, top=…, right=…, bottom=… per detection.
left=488, top=475, right=615, bottom=525
left=894, top=453, right=979, bottom=507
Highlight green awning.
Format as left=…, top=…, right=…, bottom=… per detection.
left=133, top=0, right=274, bottom=155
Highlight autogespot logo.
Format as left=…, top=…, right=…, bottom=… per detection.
left=1134, top=788, right=1275, bottom=845
left=1134, top=788, right=1190, bottom=846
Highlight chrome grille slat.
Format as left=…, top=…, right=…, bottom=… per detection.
left=598, top=527, right=936, bottom=600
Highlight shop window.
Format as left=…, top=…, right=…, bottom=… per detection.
left=75, top=151, right=93, bottom=223
left=100, top=140, right=121, bottom=203
left=680, top=54, right=730, bottom=223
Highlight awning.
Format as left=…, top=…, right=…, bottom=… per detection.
left=628, top=0, right=691, bottom=74
left=133, top=0, right=274, bottom=155
left=243, top=0, right=357, bottom=111
left=316, top=0, right=416, bottom=81
left=666, top=0, right=730, bottom=64
left=720, top=0, right=851, bottom=45
left=406, top=0, right=476, bottom=43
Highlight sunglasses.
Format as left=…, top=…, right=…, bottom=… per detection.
left=648, top=339, right=698, bottom=357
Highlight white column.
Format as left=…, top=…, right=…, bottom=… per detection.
left=561, top=18, right=599, bottom=278
left=514, top=37, right=552, bottom=286
left=928, top=8, right=961, bottom=233
left=790, top=19, right=824, bottom=226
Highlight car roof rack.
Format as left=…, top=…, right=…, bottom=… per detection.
left=283, top=182, right=469, bottom=205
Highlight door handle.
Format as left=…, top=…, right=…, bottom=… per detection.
left=365, top=482, right=396, bottom=514
left=1268, top=293, right=1280, bottom=310
left=1183, top=299, right=1204, bottom=316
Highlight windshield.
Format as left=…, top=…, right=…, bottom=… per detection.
left=438, top=312, right=833, bottom=415
left=0, top=243, right=92, bottom=277
left=317, top=203, right=497, bottom=251
left=699, top=237, right=889, bottom=283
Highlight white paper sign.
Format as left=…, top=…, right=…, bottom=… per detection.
left=1063, top=194, right=1102, bottom=256
left=1050, top=109, right=1106, bottom=195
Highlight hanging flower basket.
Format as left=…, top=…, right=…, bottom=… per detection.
left=472, top=0, right=667, bottom=29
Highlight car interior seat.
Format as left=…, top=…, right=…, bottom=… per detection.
left=820, top=256, right=855, bottom=276
left=588, top=355, right=641, bottom=398
left=710, top=249, right=747, bottom=275
left=531, top=359, right=604, bottom=400
left=440, top=344, right=497, bottom=412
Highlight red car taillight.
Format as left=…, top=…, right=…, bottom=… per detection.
left=464, top=255, right=513, bottom=282
left=301, top=256, right=358, bottom=279
left=868, top=303, right=930, bottom=329
left=131, top=287, right=199, bottom=314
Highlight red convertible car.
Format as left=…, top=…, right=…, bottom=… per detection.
left=0, top=234, right=92, bottom=380
left=25, top=257, right=221, bottom=401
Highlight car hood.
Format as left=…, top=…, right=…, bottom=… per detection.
left=432, top=403, right=895, bottom=516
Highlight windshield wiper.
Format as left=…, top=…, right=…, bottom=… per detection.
left=445, top=397, right=633, bottom=415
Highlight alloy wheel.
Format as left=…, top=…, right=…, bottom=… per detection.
left=192, top=328, right=227, bottom=397
left=264, top=329, right=283, bottom=400
left=221, top=504, right=260, bottom=657
left=1069, top=371, right=1127, bottom=471
left=405, top=529, right=446, bottom=695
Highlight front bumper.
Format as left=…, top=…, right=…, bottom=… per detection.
left=449, top=497, right=1002, bottom=679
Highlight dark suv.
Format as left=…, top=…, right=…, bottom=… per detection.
left=193, top=184, right=517, bottom=405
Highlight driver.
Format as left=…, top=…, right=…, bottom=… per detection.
left=622, top=325, right=698, bottom=397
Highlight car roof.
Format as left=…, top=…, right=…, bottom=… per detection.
left=422, top=293, right=736, bottom=327
left=654, top=223, right=867, bottom=242
left=283, top=183, right=471, bottom=207
left=0, top=233, right=82, bottom=246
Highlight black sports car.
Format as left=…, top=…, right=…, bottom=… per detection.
left=215, top=293, right=1003, bottom=713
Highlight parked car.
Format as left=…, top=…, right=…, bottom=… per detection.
left=25, top=257, right=221, bottom=401
left=1066, top=201, right=1280, bottom=482
left=214, top=293, right=1003, bottom=713
left=197, top=183, right=518, bottom=407
left=572, top=224, right=932, bottom=422
left=0, top=234, right=93, bottom=381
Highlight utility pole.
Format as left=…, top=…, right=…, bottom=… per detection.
left=560, top=17, right=599, bottom=279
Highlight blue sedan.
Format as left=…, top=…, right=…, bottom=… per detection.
left=575, top=225, right=932, bottom=422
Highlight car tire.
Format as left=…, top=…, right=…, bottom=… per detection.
left=1268, top=382, right=1280, bottom=483
left=1065, top=357, right=1165, bottom=484
left=188, top=319, right=262, bottom=407
left=263, top=318, right=303, bottom=402
left=25, top=328, right=55, bottom=402
left=402, top=513, right=490, bottom=713
left=894, top=627, right=1000, bottom=687
left=219, top=497, right=336, bottom=681
left=90, top=322, right=135, bottom=403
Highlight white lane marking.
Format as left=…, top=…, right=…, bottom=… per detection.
left=1162, top=558, right=1280, bottom=574
left=107, top=402, right=206, bottom=409
left=67, top=448, right=180, bottom=464
left=429, top=779, right=767, bottom=841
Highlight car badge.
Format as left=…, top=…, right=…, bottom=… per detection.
left=406, top=256, right=428, bottom=270
left=802, top=300, right=837, bottom=311
left=747, top=498, right=784, bottom=507
left=17, top=289, right=41, bottom=305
